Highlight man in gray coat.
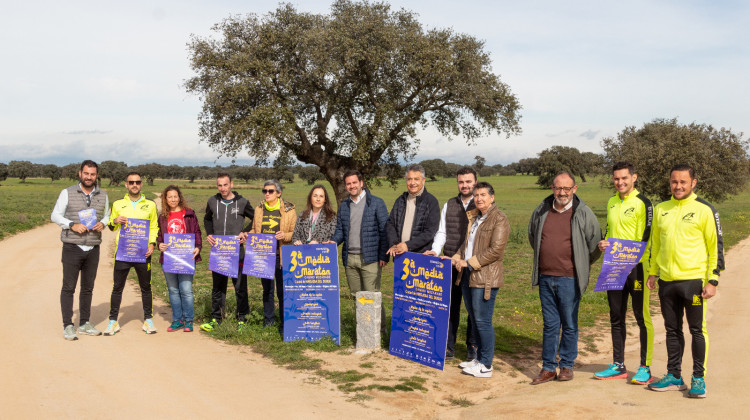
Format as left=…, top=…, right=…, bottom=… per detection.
left=528, top=172, right=602, bottom=384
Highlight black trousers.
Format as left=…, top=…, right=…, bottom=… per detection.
left=60, top=243, right=100, bottom=327
left=110, top=259, right=152, bottom=320
left=262, top=258, right=284, bottom=328
left=658, top=279, right=707, bottom=378
left=446, top=267, right=478, bottom=354
left=606, top=263, right=653, bottom=366
left=210, top=269, right=249, bottom=323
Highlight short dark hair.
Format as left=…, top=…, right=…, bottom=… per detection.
left=553, top=171, right=576, bottom=186
left=343, top=170, right=363, bottom=182
left=217, top=172, right=232, bottom=182
left=670, top=164, right=695, bottom=180
left=79, top=160, right=98, bottom=172
left=612, top=161, right=635, bottom=175
left=474, top=181, right=495, bottom=196
left=126, top=171, right=141, bottom=179
left=456, top=166, right=477, bottom=180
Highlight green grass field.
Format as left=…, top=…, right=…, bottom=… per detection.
left=3, top=174, right=749, bottom=378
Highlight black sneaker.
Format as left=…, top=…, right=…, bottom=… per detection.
left=446, top=349, right=455, bottom=359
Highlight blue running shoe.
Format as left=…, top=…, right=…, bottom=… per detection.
left=632, top=366, right=653, bottom=385
left=647, top=373, right=687, bottom=392
left=688, top=376, right=706, bottom=398
left=595, top=363, right=627, bottom=380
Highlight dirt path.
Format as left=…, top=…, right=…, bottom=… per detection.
left=0, top=225, right=393, bottom=419
left=1, top=224, right=747, bottom=418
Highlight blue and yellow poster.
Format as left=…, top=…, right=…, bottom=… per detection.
left=281, top=243, right=340, bottom=345
left=389, top=252, right=451, bottom=370
left=594, top=238, right=647, bottom=292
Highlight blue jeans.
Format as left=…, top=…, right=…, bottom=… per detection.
left=462, top=280, right=498, bottom=368
left=163, top=271, right=194, bottom=322
left=538, top=275, right=580, bottom=371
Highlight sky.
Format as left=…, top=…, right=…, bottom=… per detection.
left=1, top=0, right=748, bottom=167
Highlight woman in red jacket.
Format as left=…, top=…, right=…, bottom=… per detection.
left=157, top=185, right=202, bottom=332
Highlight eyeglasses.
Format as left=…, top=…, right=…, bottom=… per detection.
left=127, top=180, right=143, bottom=185
left=262, top=189, right=276, bottom=194
left=552, top=186, right=573, bottom=192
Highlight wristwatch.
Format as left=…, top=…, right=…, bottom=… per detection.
left=708, top=280, right=719, bottom=287
left=69, top=221, right=75, bottom=228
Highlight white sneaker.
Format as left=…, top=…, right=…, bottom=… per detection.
left=463, top=363, right=493, bottom=378
left=142, top=318, right=157, bottom=334
left=103, top=320, right=120, bottom=336
left=459, top=358, right=479, bottom=369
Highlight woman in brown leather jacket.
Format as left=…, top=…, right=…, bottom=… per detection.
left=452, top=181, right=510, bottom=378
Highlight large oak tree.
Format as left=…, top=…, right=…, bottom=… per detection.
left=185, top=0, right=521, bottom=202
left=601, top=118, right=750, bottom=202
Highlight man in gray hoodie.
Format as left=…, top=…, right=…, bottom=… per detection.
left=201, top=172, right=254, bottom=331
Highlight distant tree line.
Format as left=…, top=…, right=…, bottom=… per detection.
left=0, top=160, right=303, bottom=186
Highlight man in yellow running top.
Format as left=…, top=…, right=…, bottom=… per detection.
left=646, top=164, right=724, bottom=398
left=594, top=162, right=655, bottom=384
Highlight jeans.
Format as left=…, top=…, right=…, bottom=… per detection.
left=538, top=275, right=580, bottom=371
left=447, top=267, right=478, bottom=354
left=60, top=243, right=100, bottom=327
left=462, top=280, right=498, bottom=368
left=163, top=271, right=194, bottom=322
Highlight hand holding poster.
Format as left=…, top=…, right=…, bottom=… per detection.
left=242, top=233, right=277, bottom=278
left=389, top=252, right=452, bottom=370
left=208, top=235, right=240, bottom=277
left=115, top=218, right=149, bottom=263
left=163, top=233, right=196, bottom=275
left=594, top=238, right=647, bottom=292
left=281, top=243, right=340, bottom=345
left=78, top=208, right=98, bottom=230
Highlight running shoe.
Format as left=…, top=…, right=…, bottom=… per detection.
left=237, top=321, right=246, bottom=332
left=688, top=376, right=706, bottom=398
left=594, top=363, right=627, bottom=380
left=631, top=366, right=653, bottom=385
left=77, top=321, right=102, bottom=336
left=462, top=363, right=493, bottom=378
left=103, top=320, right=120, bottom=336
left=200, top=319, right=219, bottom=332
left=63, top=324, right=78, bottom=341
left=184, top=321, right=193, bottom=332
left=647, top=373, right=687, bottom=392
left=142, top=318, right=157, bottom=334
left=167, top=321, right=184, bottom=332
left=459, top=358, right=479, bottom=369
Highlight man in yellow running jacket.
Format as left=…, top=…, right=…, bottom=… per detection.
left=104, top=171, right=159, bottom=336
left=646, top=164, right=724, bottom=398
left=594, top=162, right=655, bottom=384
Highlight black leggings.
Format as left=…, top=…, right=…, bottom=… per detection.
left=658, top=279, right=707, bottom=378
left=110, top=259, right=152, bottom=320
left=606, top=263, right=653, bottom=366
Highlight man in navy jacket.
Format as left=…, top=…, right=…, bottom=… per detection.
left=330, top=170, right=389, bottom=297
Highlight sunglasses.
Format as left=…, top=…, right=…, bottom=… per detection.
left=127, top=180, right=143, bottom=185
left=262, top=189, right=276, bottom=194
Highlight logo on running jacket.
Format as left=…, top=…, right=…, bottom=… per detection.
left=682, top=212, right=696, bottom=223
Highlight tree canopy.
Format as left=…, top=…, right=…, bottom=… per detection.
left=601, top=118, right=750, bottom=202
left=534, top=146, right=599, bottom=187
left=185, top=0, right=521, bottom=202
